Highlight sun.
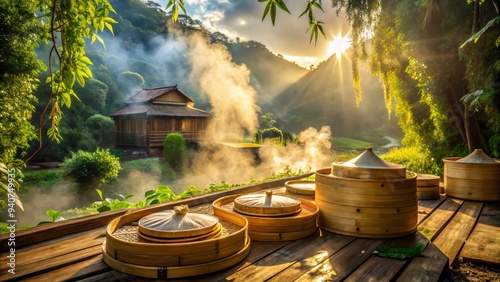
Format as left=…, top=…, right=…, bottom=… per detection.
left=326, top=35, right=351, bottom=59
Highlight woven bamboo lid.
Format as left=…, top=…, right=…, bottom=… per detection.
left=233, top=190, right=302, bottom=217
left=456, top=149, right=499, bottom=164
left=332, top=147, right=406, bottom=179
left=416, top=174, right=440, bottom=187
left=285, top=180, right=315, bottom=196
left=138, top=205, right=219, bottom=239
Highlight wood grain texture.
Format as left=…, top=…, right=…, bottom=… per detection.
left=396, top=243, right=449, bottom=282
left=460, top=203, right=500, bottom=266
left=417, top=198, right=463, bottom=240
left=432, top=201, right=483, bottom=265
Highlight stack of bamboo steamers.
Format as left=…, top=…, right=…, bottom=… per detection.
left=102, top=204, right=250, bottom=279
left=213, top=190, right=319, bottom=241
left=315, top=148, right=418, bottom=238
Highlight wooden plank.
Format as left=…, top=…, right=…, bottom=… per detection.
left=1, top=244, right=103, bottom=281
left=21, top=255, right=109, bottom=282
left=0, top=228, right=104, bottom=267
left=345, top=232, right=430, bottom=282
left=169, top=240, right=293, bottom=282
left=433, top=201, right=483, bottom=266
left=396, top=243, right=449, bottom=282
left=417, top=196, right=447, bottom=224
left=0, top=210, right=126, bottom=252
left=224, top=231, right=335, bottom=281
left=294, top=238, right=385, bottom=282
left=267, top=234, right=355, bottom=281
left=460, top=202, right=500, bottom=266
left=417, top=198, right=463, bottom=240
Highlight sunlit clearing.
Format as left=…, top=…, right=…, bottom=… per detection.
left=326, top=35, right=351, bottom=59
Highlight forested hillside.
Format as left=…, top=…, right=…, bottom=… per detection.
left=266, top=54, right=397, bottom=136
left=28, top=0, right=308, bottom=162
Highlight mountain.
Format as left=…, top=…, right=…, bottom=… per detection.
left=264, top=54, right=394, bottom=136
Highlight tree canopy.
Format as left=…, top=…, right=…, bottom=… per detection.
left=257, top=0, right=500, bottom=159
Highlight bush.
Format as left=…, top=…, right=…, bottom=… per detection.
left=163, top=133, right=185, bottom=170
left=254, top=127, right=284, bottom=145
left=62, top=148, right=121, bottom=185
left=381, top=146, right=442, bottom=176
left=84, top=114, right=115, bottom=148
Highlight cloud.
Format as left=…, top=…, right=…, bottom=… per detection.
left=151, top=0, right=350, bottom=61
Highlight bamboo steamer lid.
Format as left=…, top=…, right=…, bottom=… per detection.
left=285, top=180, right=315, bottom=196
left=456, top=149, right=498, bottom=163
left=234, top=190, right=302, bottom=217
left=333, top=147, right=406, bottom=180
left=138, top=205, right=219, bottom=239
left=416, top=174, right=440, bottom=187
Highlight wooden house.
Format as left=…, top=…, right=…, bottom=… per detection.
left=110, top=85, right=212, bottom=152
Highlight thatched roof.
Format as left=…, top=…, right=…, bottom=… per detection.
left=110, top=104, right=212, bottom=118
left=124, top=85, right=194, bottom=104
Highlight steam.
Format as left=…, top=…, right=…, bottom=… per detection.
left=187, top=33, right=259, bottom=139
left=15, top=28, right=339, bottom=226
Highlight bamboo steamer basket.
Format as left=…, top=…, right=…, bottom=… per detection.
left=285, top=180, right=315, bottom=198
left=315, top=148, right=418, bottom=238
left=443, top=149, right=500, bottom=201
left=233, top=190, right=302, bottom=217
left=213, top=193, right=318, bottom=241
left=138, top=205, right=220, bottom=240
left=416, top=174, right=440, bottom=200
left=102, top=205, right=250, bottom=278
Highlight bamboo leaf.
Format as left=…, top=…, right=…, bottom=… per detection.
left=96, top=189, right=104, bottom=201
left=275, top=0, right=290, bottom=13
left=270, top=2, right=277, bottom=25
left=262, top=1, right=272, bottom=22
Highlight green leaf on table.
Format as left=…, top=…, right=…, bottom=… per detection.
left=373, top=242, right=426, bottom=259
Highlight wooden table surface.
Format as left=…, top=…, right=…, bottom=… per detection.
left=0, top=177, right=498, bottom=282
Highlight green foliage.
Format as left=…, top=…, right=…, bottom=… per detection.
left=94, top=189, right=134, bottom=212
left=260, top=0, right=291, bottom=26
left=254, top=127, right=284, bottom=145
left=61, top=148, right=121, bottom=185
left=37, top=209, right=61, bottom=225
left=84, top=114, right=115, bottom=148
left=332, top=137, right=372, bottom=150
left=166, top=0, right=187, bottom=23
left=373, top=243, right=425, bottom=259
left=0, top=0, right=41, bottom=165
left=117, top=71, right=145, bottom=91
left=0, top=163, right=24, bottom=211
left=37, top=0, right=117, bottom=142
left=21, top=169, right=64, bottom=191
left=140, top=185, right=177, bottom=206
left=381, top=146, right=442, bottom=176
left=259, top=0, right=324, bottom=45
left=163, top=133, right=185, bottom=171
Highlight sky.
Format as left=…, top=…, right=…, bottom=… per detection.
left=151, top=0, right=351, bottom=68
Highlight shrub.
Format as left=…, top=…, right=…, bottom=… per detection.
left=254, top=127, right=284, bottom=145
left=163, top=133, right=185, bottom=170
left=62, top=148, right=121, bottom=185
left=381, top=146, right=442, bottom=175
left=84, top=114, right=115, bottom=148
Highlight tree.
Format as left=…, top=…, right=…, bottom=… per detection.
left=256, top=0, right=500, bottom=158
left=0, top=0, right=42, bottom=165
left=163, top=133, right=185, bottom=171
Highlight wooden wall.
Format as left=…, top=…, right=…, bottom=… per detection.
left=153, top=91, right=193, bottom=106
left=115, top=115, right=210, bottom=147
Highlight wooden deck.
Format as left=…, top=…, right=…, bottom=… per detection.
left=0, top=176, right=499, bottom=281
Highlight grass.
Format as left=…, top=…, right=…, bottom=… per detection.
left=21, top=168, right=65, bottom=192
left=332, top=137, right=372, bottom=150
